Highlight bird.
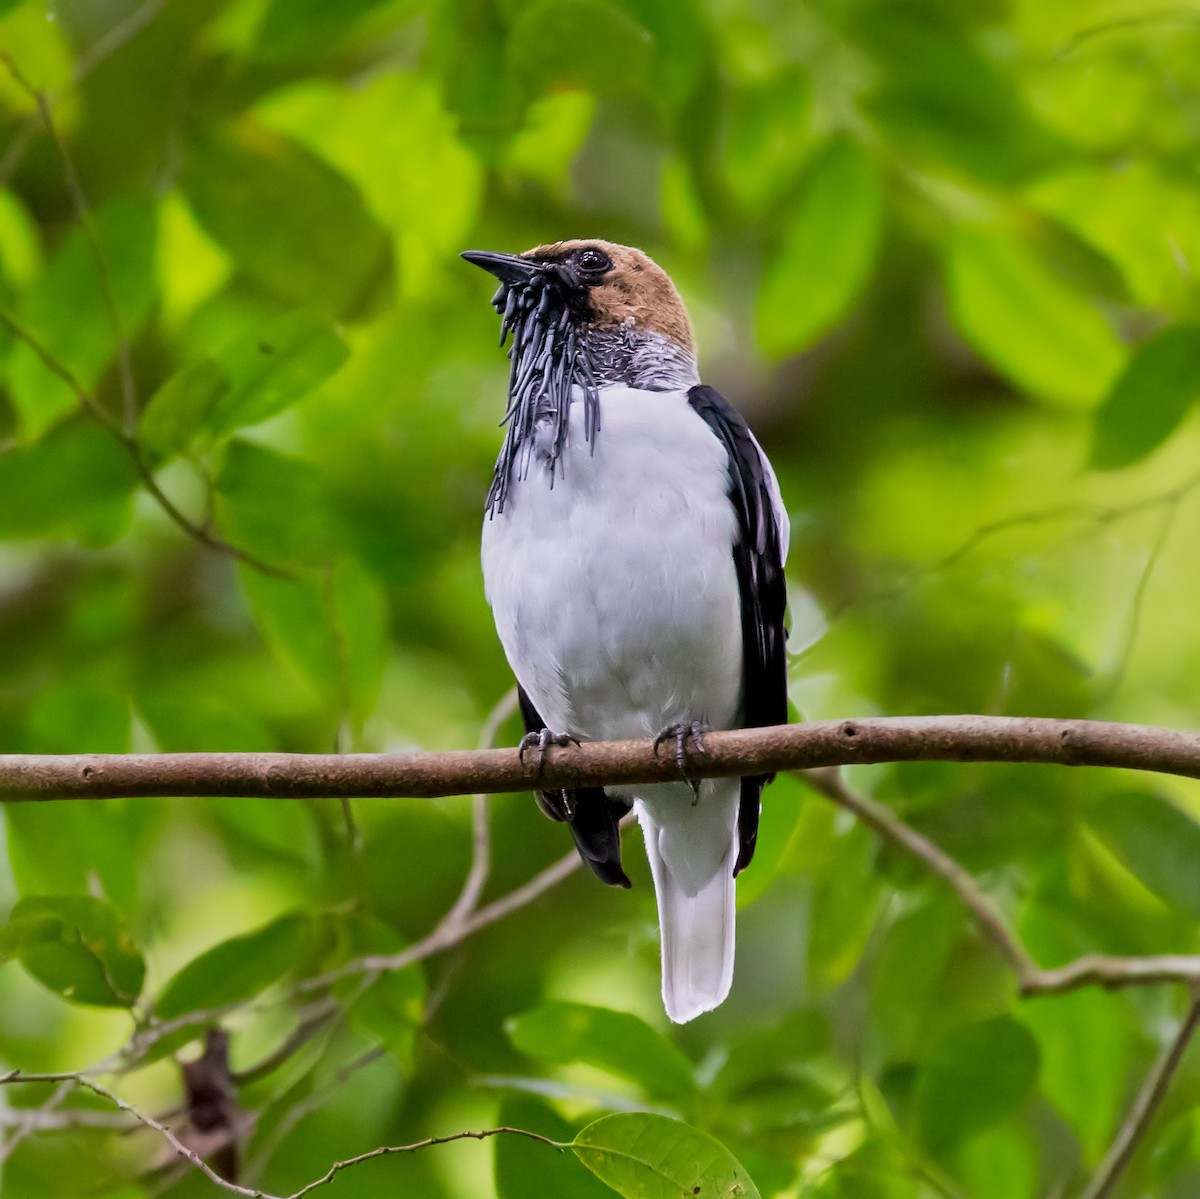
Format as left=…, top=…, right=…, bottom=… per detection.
left=462, top=240, right=789, bottom=1023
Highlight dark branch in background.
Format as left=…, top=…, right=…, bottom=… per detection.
left=804, top=769, right=1200, bottom=996
left=0, top=55, right=291, bottom=580
left=0, top=310, right=291, bottom=578
left=5, top=715, right=1200, bottom=801
left=3, top=57, right=137, bottom=433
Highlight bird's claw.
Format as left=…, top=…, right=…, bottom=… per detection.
left=653, top=721, right=709, bottom=797
left=519, top=728, right=580, bottom=777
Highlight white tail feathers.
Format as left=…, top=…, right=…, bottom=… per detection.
left=636, top=784, right=739, bottom=1023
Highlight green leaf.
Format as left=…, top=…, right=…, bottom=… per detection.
left=944, top=225, right=1125, bottom=404
left=506, top=1001, right=695, bottom=1103
left=239, top=567, right=340, bottom=705
left=913, top=1016, right=1039, bottom=1153
left=855, top=11, right=1059, bottom=186
left=1090, top=324, right=1200, bottom=469
left=0, top=187, right=40, bottom=290
left=0, top=895, right=144, bottom=1007
left=1022, top=986, right=1129, bottom=1161
left=335, top=914, right=426, bottom=1070
left=703, top=1011, right=838, bottom=1140
left=956, top=1126, right=1037, bottom=1199
left=140, top=311, right=349, bottom=457
left=868, top=892, right=961, bottom=1060
left=757, top=139, right=883, bottom=357
left=237, top=554, right=387, bottom=720
left=716, top=70, right=811, bottom=218
left=0, top=421, right=139, bottom=544
left=253, top=0, right=395, bottom=60
left=8, top=196, right=157, bottom=437
left=155, top=913, right=309, bottom=1019
left=329, top=555, right=389, bottom=722
left=495, top=1097, right=612, bottom=1199
left=507, top=0, right=654, bottom=96
left=138, top=359, right=228, bottom=458
left=572, top=1113, right=760, bottom=1199
left=1088, top=789, right=1200, bottom=920
left=181, top=125, right=389, bottom=315
left=214, top=439, right=336, bottom=569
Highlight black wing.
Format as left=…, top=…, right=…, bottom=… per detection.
left=517, top=685, right=632, bottom=888
left=687, top=385, right=789, bottom=875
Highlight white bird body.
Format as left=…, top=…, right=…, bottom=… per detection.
left=465, top=240, right=790, bottom=1023
left=482, top=384, right=787, bottom=1022
left=482, top=385, right=743, bottom=744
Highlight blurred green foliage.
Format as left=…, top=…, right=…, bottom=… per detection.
left=2, top=0, right=1200, bottom=1196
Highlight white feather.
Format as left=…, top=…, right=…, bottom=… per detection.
left=482, top=384, right=786, bottom=1021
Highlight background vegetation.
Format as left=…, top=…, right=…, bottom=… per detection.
left=3, top=0, right=1200, bottom=1195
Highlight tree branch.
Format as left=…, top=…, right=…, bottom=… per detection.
left=1079, top=992, right=1200, bottom=1199
left=4, top=715, right=1200, bottom=801
left=802, top=769, right=1200, bottom=996
left=0, top=307, right=292, bottom=579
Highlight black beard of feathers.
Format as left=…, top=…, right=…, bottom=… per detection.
left=485, top=274, right=601, bottom=517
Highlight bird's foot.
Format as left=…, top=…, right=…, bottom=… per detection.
left=518, top=728, right=580, bottom=777
left=653, top=720, right=710, bottom=800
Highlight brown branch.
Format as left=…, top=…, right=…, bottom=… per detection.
left=5, top=715, right=1200, bottom=802
left=802, top=769, right=1200, bottom=997
left=1079, top=992, right=1200, bottom=1199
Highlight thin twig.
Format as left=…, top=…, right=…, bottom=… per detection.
left=1095, top=496, right=1181, bottom=705
left=0, top=0, right=167, bottom=188
left=802, top=769, right=1036, bottom=981
left=230, top=997, right=341, bottom=1087
left=0, top=52, right=138, bottom=433
left=69, top=0, right=167, bottom=82
left=0, top=1071, right=563, bottom=1199
left=444, top=687, right=519, bottom=927
left=240, top=1047, right=385, bottom=1186
left=295, top=848, right=582, bottom=994
left=0, top=307, right=292, bottom=578
left=813, top=468, right=1200, bottom=641
left=801, top=769, right=1200, bottom=997
left=0, top=1077, right=77, bottom=1161
left=280, top=1126, right=562, bottom=1199
left=0, top=63, right=290, bottom=579
left=1054, top=9, right=1198, bottom=59
left=1078, top=992, right=1200, bottom=1199
left=0, top=1070, right=264, bottom=1197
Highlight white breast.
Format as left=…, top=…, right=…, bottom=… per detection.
left=481, top=386, right=743, bottom=742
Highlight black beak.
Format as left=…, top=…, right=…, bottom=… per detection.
left=460, top=249, right=544, bottom=286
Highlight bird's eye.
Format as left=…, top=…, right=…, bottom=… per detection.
left=577, top=247, right=612, bottom=275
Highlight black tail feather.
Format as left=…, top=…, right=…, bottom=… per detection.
left=538, top=785, right=632, bottom=888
